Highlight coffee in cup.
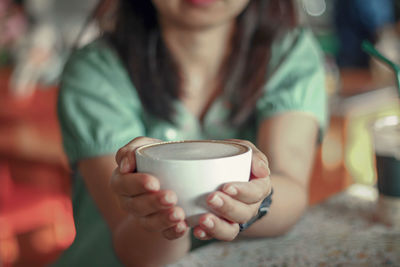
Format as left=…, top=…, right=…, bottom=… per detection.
left=135, top=140, right=252, bottom=226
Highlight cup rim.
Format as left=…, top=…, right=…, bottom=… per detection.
left=370, top=115, right=400, bottom=160
left=135, top=140, right=252, bottom=162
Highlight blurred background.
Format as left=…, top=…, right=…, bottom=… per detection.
left=0, top=0, right=399, bottom=266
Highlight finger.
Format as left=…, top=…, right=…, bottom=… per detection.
left=195, top=214, right=239, bottom=241
left=225, top=139, right=269, bottom=178
left=192, top=227, right=213, bottom=241
left=162, top=221, right=189, bottom=240
left=110, top=171, right=160, bottom=197
left=221, top=176, right=272, bottom=204
left=207, top=192, right=258, bottom=224
left=115, top=137, right=161, bottom=173
left=139, top=207, right=185, bottom=232
left=251, top=151, right=270, bottom=178
left=119, top=190, right=178, bottom=216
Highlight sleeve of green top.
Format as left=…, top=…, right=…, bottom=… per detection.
left=57, top=40, right=146, bottom=163
left=256, top=28, right=328, bottom=141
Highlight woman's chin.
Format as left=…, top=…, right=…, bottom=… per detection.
left=153, top=0, right=250, bottom=30
left=184, top=0, right=220, bottom=7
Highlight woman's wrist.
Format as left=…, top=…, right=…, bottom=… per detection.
left=239, top=189, right=273, bottom=232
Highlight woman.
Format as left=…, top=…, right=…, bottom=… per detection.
left=56, top=0, right=327, bottom=266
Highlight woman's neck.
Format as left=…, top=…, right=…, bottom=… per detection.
left=159, top=20, right=234, bottom=83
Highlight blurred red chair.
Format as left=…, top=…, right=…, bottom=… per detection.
left=0, top=160, right=75, bottom=266
left=0, top=68, right=75, bottom=266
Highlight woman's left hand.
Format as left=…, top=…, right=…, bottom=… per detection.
left=193, top=139, right=272, bottom=241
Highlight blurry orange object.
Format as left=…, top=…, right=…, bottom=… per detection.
left=0, top=160, right=75, bottom=266
left=309, top=116, right=352, bottom=205
left=0, top=68, right=74, bottom=266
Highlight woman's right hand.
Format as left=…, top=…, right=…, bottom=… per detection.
left=110, top=137, right=188, bottom=240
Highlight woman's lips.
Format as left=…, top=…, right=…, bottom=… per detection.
left=185, top=0, right=218, bottom=6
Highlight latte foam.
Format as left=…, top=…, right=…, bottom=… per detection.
left=138, top=141, right=248, bottom=160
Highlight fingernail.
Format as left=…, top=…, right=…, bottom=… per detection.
left=202, top=217, right=214, bottom=229
left=224, top=185, right=238, bottom=196
left=169, top=211, right=181, bottom=221
left=120, top=157, right=130, bottom=173
left=163, top=193, right=176, bottom=205
left=197, top=229, right=206, bottom=239
left=145, top=181, right=159, bottom=191
left=175, top=222, right=186, bottom=233
left=209, top=195, right=223, bottom=208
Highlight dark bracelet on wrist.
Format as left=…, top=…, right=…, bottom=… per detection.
left=239, top=188, right=273, bottom=232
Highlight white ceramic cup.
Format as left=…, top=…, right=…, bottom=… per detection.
left=135, top=140, right=252, bottom=226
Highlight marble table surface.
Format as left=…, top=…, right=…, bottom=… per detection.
left=168, top=185, right=400, bottom=267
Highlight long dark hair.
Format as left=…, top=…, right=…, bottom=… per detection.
left=110, top=0, right=296, bottom=126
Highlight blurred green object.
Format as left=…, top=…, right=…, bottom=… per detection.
left=362, top=40, right=400, bottom=96
left=0, top=50, right=10, bottom=66
left=315, top=32, right=340, bottom=56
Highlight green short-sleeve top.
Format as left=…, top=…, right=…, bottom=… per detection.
left=54, top=28, right=327, bottom=266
